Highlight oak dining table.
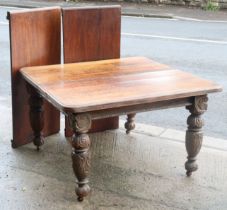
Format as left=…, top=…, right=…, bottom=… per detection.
left=20, top=56, right=222, bottom=201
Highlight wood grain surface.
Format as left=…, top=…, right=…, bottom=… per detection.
left=9, top=7, right=61, bottom=147
left=62, top=6, right=121, bottom=63
left=62, top=6, right=121, bottom=135
left=21, top=57, right=222, bottom=113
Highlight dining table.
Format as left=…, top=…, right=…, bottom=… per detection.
left=20, top=56, right=222, bottom=201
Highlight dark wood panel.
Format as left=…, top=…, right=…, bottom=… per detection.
left=20, top=57, right=222, bottom=113
left=62, top=6, right=121, bottom=136
left=63, top=6, right=121, bottom=63
left=8, top=7, right=61, bottom=147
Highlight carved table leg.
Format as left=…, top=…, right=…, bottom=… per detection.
left=69, top=114, right=92, bottom=201
left=27, top=84, right=44, bottom=151
left=185, top=95, right=208, bottom=176
left=125, top=113, right=136, bottom=134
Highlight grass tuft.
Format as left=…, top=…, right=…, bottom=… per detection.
left=203, top=0, right=220, bottom=11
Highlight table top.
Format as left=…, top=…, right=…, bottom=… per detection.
left=20, top=57, right=222, bottom=113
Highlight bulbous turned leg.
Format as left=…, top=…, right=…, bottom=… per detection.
left=27, top=84, right=44, bottom=151
left=69, top=114, right=92, bottom=202
left=125, top=113, right=136, bottom=134
left=185, top=95, right=208, bottom=176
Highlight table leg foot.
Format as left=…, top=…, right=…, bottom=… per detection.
left=27, top=84, right=44, bottom=150
left=70, top=114, right=92, bottom=201
left=185, top=95, right=208, bottom=176
left=125, top=113, right=136, bottom=134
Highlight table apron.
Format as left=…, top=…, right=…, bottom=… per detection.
left=84, top=97, right=194, bottom=120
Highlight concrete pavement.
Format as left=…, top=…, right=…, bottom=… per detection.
left=119, top=120, right=227, bottom=151
left=0, top=0, right=227, bottom=21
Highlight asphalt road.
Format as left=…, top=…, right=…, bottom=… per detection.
left=121, top=16, right=227, bottom=140
left=0, top=7, right=226, bottom=139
